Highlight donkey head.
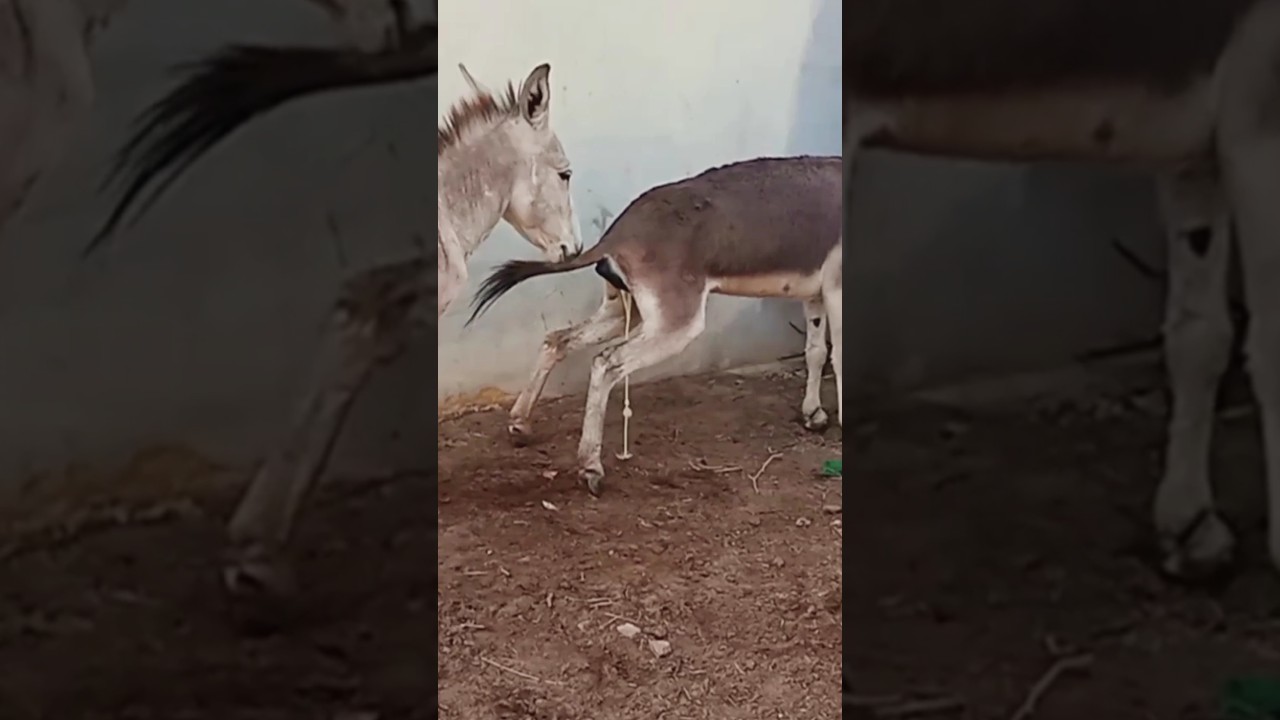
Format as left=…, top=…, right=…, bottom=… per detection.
left=490, top=64, right=583, bottom=263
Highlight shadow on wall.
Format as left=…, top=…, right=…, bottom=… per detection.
left=722, top=0, right=843, bottom=352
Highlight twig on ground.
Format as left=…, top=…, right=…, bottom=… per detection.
left=480, top=656, right=551, bottom=684
left=747, top=452, right=783, bottom=493
left=688, top=458, right=742, bottom=474
left=1008, top=653, right=1094, bottom=720
left=597, top=610, right=643, bottom=630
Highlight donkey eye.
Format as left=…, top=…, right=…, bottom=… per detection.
left=558, top=170, right=573, bottom=182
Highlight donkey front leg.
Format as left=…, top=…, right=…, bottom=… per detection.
left=1151, top=170, right=1236, bottom=581
left=1223, top=137, right=1280, bottom=577
left=225, top=259, right=425, bottom=597
left=801, top=296, right=831, bottom=430
left=823, top=243, right=843, bottom=429
left=508, top=285, right=632, bottom=443
left=577, top=288, right=708, bottom=496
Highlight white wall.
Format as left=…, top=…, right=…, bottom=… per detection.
left=436, top=0, right=843, bottom=404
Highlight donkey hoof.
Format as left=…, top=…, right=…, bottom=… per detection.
left=223, top=557, right=297, bottom=599
left=580, top=465, right=606, bottom=496
left=507, top=421, right=535, bottom=447
left=1159, top=512, right=1236, bottom=585
left=803, top=408, right=829, bottom=431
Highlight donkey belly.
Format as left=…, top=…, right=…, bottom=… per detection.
left=861, top=81, right=1218, bottom=167
left=710, top=270, right=824, bottom=300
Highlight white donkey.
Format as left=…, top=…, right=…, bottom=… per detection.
left=436, top=63, right=584, bottom=315
left=0, top=0, right=414, bottom=239
left=467, top=156, right=843, bottom=497
left=91, top=54, right=582, bottom=595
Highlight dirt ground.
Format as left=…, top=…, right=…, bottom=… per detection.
left=0, top=365, right=843, bottom=719
left=438, top=367, right=844, bottom=719
left=850, top=357, right=1280, bottom=719
left=0, top=356, right=1276, bottom=720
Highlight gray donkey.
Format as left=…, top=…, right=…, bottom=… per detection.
left=838, top=0, right=1280, bottom=585
left=90, top=43, right=582, bottom=594
left=468, top=156, right=843, bottom=497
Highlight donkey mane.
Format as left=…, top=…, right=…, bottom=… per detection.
left=437, top=82, right=519, bottom=157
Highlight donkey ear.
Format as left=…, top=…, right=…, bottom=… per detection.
left=458, top=63, right=492, bottom=96
left=518, top=63, right=552, bottom=130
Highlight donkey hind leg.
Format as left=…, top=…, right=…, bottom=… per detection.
left=1151, top=170, right=1237, bottom=581
left=1222, top=137, right=1280, bottom=577
left=508, top=285, right=632, bottom=443
left=823, top=244, right=843, bottom=428
left=577, top=286, right=708, bottom=496
left=225, top=258, right=425, bottom=597
left=801, top=297, right=830, bottom=430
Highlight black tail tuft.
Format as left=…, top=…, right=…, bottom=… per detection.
left=466, top=259, right=558, bottom=326
left=87, top=46, right=351, bottom=255
left=85, top=22, right=438, bottom=256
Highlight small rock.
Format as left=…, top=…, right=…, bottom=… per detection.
left=822, top=504, right=842, bottom=514
left=616, top=623, right=642, bottom=639
left=795, top=517, right=812, bottom=527
left=541, top=500, right=559, bottom=511
left=747, top=516, right=762, bottom=527
left=649, top=625, right=668, bottom=639
left=771, top=557, right=786, bottom=568
left=648, top=639, right=672, bottom=658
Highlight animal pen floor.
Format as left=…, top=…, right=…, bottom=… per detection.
left=0, top=361, right=1274, bottom=719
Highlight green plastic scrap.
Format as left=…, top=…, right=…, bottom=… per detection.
left=821, top=460, right=842, bottom=477
left=1222, top=676, right=1280, bottom=720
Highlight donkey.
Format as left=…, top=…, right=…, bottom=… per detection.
left=88, top=53, right=582, bottom=595
left=841, top=0, right=1280, bottom=583
left=435, top=63, right=584, bottom=315
left=468, top=156, right=843, bottom=496
left=0, top=0, right=415, bottom=240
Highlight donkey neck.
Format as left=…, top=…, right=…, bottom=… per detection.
left=436, top=126, right=521, bottom=261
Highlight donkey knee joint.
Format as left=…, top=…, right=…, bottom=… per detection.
left=542, top=329, right=573, bottom=359
left=590, top=352, right=618, bottom=382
